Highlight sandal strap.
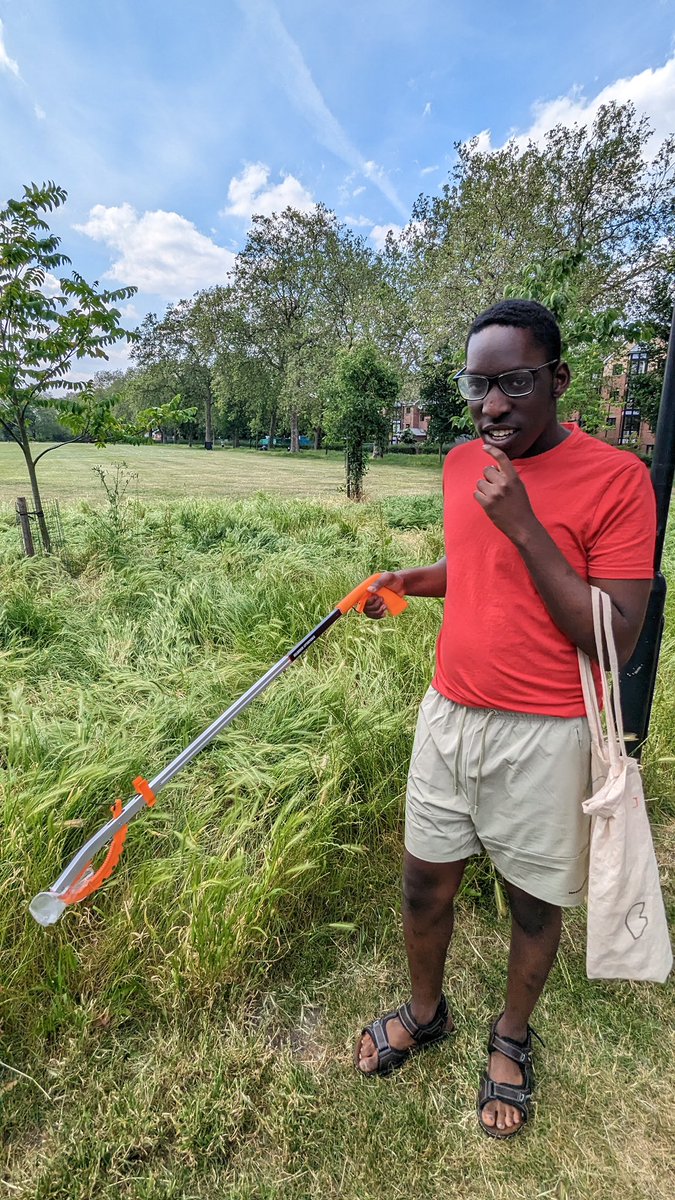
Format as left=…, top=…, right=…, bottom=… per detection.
left=359, top=994, right=449, bottom=1077
left=362, top=1010, right=410, bottom=1072
left=397, top=994, right=448, bottom=1043
left=489, top=1031, right=533, bottom=1066
left=478, top=1074, right=531, bottom=1119
left=488, top=1016, right=544, bottom=1065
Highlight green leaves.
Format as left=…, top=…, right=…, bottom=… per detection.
left=0, top=182, right=138, bottom=544
left=325, top=343, right=401, bottom=499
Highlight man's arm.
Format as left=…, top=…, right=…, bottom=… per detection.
left=475, top=446, right=652, bottom=667
left=363, top=559, right=447, bottom=618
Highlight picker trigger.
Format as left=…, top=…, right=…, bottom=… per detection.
left=356, top=585, right=407, bottom=616
left=133, top=776, right=156, bottom=807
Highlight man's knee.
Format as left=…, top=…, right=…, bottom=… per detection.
left=402, top=854, right=465, bottom=915
left=505, top=882, right=560, bottom=938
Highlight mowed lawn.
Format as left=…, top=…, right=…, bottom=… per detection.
left=0, top=441, right=444, bottom=504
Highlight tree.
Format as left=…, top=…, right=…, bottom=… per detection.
left=506, top=246, right=627, bottom=431
left=419, top=342, right=472, bottom=459
left=136, top=393, right=197, bottom=443
left=325, top=343, right=400, bottom=499
left=132, top=302, right=216, bottom=449
left=407, top=102, right=675, bottom=361
left=231, top=206, right=381, bottom=452
left=0, top=182, right=136, bottom=550
left=627, top=276, right=674, bottom=434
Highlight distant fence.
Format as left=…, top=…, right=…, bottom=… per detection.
left=15, top=497, right=66, bottom=556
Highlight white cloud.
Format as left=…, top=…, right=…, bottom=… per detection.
left=423, top=102, right=432, bottom=117
left=0, top=19, right=20, bottom=77
left=235, top=0, right=408, bottom=219
left=68, top=338, right=134, bottom=384
left=470, top=130, right=493, bottom=154
left=473, top=52, right=675, bottom=157
left=370, top=223, right=402, bottom=250
left=352, top=185, right=366, bottom=197
left=344, top=213, right=373, bottom=227
left=34, top=103, right=46, bottom=120
left=75, top=204, right=236, bottom=296
left=222, top=162, right=315, bottom=220
left=420, top=164, right=439, bottom=175
left=41, top=272, right=62, bottom=298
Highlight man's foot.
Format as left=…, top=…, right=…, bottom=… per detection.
left=477, top=1015, right=540, bottom=1138
left=354, top=995, right=453, bottom=1077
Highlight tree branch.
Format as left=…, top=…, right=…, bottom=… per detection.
left=33, top=432, right=90, bottom=464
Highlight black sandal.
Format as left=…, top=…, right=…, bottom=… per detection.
left=354, top=994, right=451, bottom=1077
left=477, top=1015, right=544, bottom=1139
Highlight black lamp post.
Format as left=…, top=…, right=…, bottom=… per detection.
left=620, top=304, right=675, bottom=754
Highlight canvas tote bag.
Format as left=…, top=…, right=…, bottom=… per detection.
left=577, top=587, right=672, bottom=983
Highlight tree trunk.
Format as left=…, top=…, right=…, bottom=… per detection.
left=314, top=426, right=323, bottom=450
left=20, top=431, right=51, bottom=553
left=289, top=409, right=299, bottom=453
left=268, top=412, right=277, bottom=444
left=204, top=383, right=213, bottom=450
left=232, top=426, right=240, bottom=448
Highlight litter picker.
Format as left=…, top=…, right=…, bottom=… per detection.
left=29, top=573, right=406, bottom=926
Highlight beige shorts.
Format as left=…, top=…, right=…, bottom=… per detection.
left=405, top=687, right=592, bottom=907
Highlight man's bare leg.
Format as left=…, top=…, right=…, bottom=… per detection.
left=356, top=850, right=467, bottom=1072
left=480, top=879, right=561, bottom=1133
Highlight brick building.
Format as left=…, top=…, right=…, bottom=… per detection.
left=599, top=345, right=656, bottom=457
left=391, top=401, right=430, bottom=443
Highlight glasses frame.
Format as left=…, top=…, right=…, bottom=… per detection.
left=453, top=359, right=560, bottom=403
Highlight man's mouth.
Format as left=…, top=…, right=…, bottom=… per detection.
left=482, top=427, right=518, bottom=445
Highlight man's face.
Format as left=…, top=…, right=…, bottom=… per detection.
left=464, top=324, right=570, bottom=459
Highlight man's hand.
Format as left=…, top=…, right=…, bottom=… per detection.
left=474, top=445, right=538, bottom=543
left=362, top=571, right=407, bottom=619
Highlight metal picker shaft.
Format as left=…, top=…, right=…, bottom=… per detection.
left=29, top=574, right=406, bottom=925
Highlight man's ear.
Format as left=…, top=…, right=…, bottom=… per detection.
left=553, top=360, right=571, bottom=400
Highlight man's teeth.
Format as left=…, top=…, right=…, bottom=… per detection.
left=489, top=429, right=515, bottom=439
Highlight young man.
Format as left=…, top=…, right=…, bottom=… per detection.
left=354, top=300, right=656, bottom=1138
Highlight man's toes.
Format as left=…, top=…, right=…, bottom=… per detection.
left=481, top=1102, right=496, bottom=1127
left=496, top=1102, right=507, bottom=1130
left=358, top=1032, right=374, bottom=1060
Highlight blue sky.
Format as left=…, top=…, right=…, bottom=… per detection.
left=1, top=0, right=675, bottom=372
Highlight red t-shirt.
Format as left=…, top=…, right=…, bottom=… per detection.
left=432, top=424, right=656, bottom=717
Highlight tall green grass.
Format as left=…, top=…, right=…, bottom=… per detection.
left=0, top=494, right=451, bottom=1050
left=1, top=492, right=673, bottom=1199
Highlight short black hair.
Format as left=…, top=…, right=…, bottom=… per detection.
left=466, top=299, right=561, bottom=361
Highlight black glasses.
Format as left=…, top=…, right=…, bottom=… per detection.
left=453, top=359, right=559, bottom=403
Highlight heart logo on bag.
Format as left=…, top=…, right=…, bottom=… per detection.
left=625, top=901, right=648, bottom=940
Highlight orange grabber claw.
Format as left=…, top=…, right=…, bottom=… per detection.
left=61, top=798, right=129, bottom=905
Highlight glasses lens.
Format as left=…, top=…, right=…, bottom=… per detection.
left=457, top=374, right=487, bottom=402
left=500, top=370, right=534, bottom=397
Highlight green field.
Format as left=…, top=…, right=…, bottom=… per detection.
left=0, top=441, right=443, bottom=505
left=0, top=454, right=673, bottom=1199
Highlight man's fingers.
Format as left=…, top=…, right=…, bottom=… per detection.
left=483, top=464, right=502, bottom=481
left=483, top=444, right=517, bottom=476
left=363, top=598, right=387, bottom=618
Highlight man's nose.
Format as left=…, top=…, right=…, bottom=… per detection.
left=482, top=382, right=512, bottom=419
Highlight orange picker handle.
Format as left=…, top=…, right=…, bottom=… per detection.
left=336, top=572, right=408, bottom=617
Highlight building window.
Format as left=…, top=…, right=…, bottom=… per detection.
left=606, top=415, right=616, bottom=427
left=628, top=348, right=649, bottom=375
left=619, top=406, right=642, bottom=444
